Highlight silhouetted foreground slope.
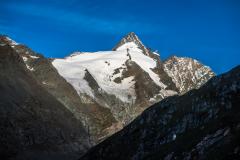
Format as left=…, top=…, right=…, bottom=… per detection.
left=81, top=65, right=240, bottom=160
left=0, top=44, right=90, bottom=159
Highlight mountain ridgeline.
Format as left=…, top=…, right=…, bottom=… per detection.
left=81, top=65, right=240, bottom=160
left=0, top=37, right=90, bottom=160
left=52, top=32, right=215, bottom=141
left=0, top=32, right=230, bottom=160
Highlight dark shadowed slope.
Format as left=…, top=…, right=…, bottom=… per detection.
left=81, top=65, right=240, bottom=160
left=0, top=43, right=90, bottom=159
left=0, top=35, right=118, bottom=144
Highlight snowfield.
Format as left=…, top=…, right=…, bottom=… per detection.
left=53, top=42, right=165, bottom=103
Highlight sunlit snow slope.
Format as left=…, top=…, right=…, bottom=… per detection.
left=53, top=42, right=166, bottom=103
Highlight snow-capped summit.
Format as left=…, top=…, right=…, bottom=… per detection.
left=52, top=33, right=180, bottom=128
left=113, top=32, right=152, bottom=56
left=52, top=33, right=215, bottom=129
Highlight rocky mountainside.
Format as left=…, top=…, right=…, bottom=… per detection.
left=0, top=35, right=119, bottom=144
left=0, top=32, right=215, bottom=150
left=164, top=56, right=215, bottom=94
left=81, top=65, right=240, bottom=160
left=0, top=39, right=90, bottom=159
left=53, top=32, right=215, bottom=134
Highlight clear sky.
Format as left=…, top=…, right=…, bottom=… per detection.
left=0, top=0, right=239, bottom=74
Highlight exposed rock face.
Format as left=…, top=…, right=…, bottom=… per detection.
left=80, top=65, right=240, bottom=160
left=113, top=32, right=152, bottom=56
left=0, top=43, right=90, bottom=159
left=164, top=56, right=215, bottom=93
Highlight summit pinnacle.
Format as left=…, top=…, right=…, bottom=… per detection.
left=112, top=32, right=151, bottom=56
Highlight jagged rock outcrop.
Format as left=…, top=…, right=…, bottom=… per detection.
left=0, top=43, right=90, bottom=160
left=80, top=65, right=240, bottom=160
left=113, top=32, right=152, bottom=56
left=164, top=56, right=215, bottom=93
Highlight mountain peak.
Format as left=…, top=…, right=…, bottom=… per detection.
left=113, top=32, right=141, bottom=49
left=122, top=32, right=140, bottom=43
left=113, top=32, right=153, bottom=56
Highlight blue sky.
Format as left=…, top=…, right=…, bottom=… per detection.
left=0, top=0, right=239, bottom=74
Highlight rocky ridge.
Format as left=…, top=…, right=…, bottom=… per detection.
left=0, top=41, right=90, bottom=160
left=81, top=65, right=240, bottom=160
